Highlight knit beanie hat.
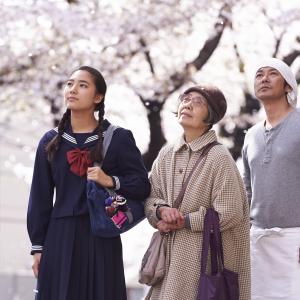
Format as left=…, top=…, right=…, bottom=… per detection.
left=183, top=85, right=227, bottom=124
left=255, top=58, right=298, bottom=107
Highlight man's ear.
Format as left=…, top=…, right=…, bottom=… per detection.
left=285, top=84, right=292, bottom=93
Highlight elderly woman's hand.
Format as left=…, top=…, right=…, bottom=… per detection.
left=157, top=220, right=172, bottom=233
left=159, top=206, right=184, bottom=224
left=157, top=219, right=185, bottom=233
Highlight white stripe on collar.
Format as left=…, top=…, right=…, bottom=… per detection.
left=84, top=135, right=99, bottom=143
left=54, top=127, right=104, bottom=144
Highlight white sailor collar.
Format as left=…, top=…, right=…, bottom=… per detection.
left=53, top=127, right=102, bottom=145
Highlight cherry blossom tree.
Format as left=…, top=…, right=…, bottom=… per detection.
left=1, top=0, right=299, bottom=172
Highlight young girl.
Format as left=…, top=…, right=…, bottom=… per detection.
left=27, top=66, right=150, bottom=300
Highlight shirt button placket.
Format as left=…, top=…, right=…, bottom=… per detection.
left=263, top=130, right=273, bottom=164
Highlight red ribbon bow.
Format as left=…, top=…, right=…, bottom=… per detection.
left=66, top=148, right=92, bottom=177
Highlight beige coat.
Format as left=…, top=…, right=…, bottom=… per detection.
left=144, top=130, right=250, bottom=300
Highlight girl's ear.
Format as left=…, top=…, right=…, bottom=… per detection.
left=94, top=95, right=104, bottom=104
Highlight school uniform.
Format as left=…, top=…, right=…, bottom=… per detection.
left=27, top=119, right=150, bottom=300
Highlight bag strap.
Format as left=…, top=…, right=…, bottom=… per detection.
left=98, top=124, right=119, bottom=196
left=94, top=124, right=118, bottom=167
left=103, top=124, right=119, bottom=159
left=173, top=141, right=219, bottom=209
left=211, top=209, right=225, bottom=267
left=201, top=208, right=225, bottom=275
left=91, top=124, right=117, bottom=190
left=200, top=208, right=213, bottom=274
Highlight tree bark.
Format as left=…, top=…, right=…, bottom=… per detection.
left=142, top=101, right=167, bottom=170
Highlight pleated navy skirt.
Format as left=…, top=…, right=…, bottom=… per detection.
left=36, top=214, right=127, bottom=300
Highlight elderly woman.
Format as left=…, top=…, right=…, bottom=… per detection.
left=144, top=85, right=250, bottom=300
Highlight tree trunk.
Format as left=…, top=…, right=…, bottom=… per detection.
left=142, top=102, right=166, bottom=171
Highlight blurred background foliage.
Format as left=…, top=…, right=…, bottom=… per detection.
left=1, top=0, right=300, bottom=170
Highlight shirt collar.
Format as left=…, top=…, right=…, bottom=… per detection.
left=174, top=130, right=217, bottom=152
left=263, top=109, right=296, bottom=132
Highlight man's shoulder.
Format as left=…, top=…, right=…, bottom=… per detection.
left=244, top=122, right=264, bottom=138
left=291, top=108, right=300, bottom=120
left=283, top=108, right=300, bottom=130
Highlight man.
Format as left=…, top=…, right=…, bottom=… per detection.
left=242, top=57, right=300, bottom=300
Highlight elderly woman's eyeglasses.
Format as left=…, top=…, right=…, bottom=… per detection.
left=179, top=94, right=207, bottom=106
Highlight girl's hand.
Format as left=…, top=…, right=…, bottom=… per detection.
left=87, top=166, right=114, bottom=188
left=32, top=253, right=42, bottom=278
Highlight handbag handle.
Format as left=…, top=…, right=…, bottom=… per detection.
left=209, top=210, right=225, bottom=274
left=201, top=208, right=225, bottom=275
left=212, top=209, right=225, bottom=266
left=201, top=208, right=214, bottom=274
left=173, top=141, right=219, bottom=209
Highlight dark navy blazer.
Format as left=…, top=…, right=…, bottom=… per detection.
left=27, top=119, right=150, bottom=250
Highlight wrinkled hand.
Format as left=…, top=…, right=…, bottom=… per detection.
left=157, top=219, right=185, bottom=233
left=87, top=166, right=113, bottom=188
left=157, top=220, right=172, bottom=233
left=159, top=207, right=184, bottom=225
left=32, top=253, right=41, bottom=278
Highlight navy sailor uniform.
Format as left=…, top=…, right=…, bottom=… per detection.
left=27, top=119, right=150, bottom=300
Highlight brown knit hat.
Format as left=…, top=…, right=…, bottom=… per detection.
left=183, top=85, right=227, bottom=124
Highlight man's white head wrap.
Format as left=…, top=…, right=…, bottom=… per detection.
left=255, top=58, right=298, bottom=107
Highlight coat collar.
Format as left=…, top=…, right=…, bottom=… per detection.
left=174, top=130, right=217, bottom=152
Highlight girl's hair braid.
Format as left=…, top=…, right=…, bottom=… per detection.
left=46, top=108, right=71, bottom=161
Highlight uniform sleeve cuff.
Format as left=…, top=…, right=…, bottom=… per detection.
left=31, top=245, right=43, bottom=255
left=112, top=176, right=120, bottom=190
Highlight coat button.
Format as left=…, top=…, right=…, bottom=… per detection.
left=179, top=168, right=183, bottom=174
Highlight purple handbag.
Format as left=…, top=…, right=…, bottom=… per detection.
left=197, top=208, right=239, bottom=300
